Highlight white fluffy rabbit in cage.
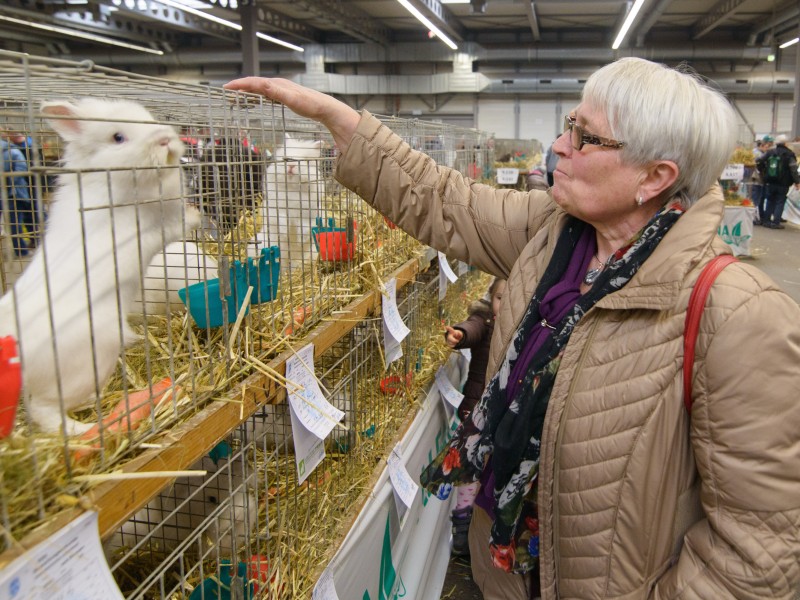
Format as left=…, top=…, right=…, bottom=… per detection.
left=251, top=377, right=352, bottom=452
left=0, top=98, right=200, bottom=435
left=104, top=452, right=258, bottom=564
left=251, top=134, right=325, bottom=265
left=130, top=241, right=219, bottom=316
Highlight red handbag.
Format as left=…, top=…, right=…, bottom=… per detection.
left=683, top=255, right=738, bottom=414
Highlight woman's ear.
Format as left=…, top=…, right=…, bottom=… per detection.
left=640, top=160, right=679, bottom=202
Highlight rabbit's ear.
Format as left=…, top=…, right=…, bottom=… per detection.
left=41, top=101, right=82, bottom=140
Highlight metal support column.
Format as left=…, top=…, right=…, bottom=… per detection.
left=240, top=1, right=259, bottom=76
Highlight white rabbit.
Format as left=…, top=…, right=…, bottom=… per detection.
left=130, top=241, right=219, bottom=316
left=251, top=135, right=325, bottom=267
left=250, top=377, right=352, bottom=452
left=0, top=98, right=200, bottom=435
left=104, top=453, right=258, bottom=566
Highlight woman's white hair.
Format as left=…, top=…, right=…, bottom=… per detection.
left=582, top=57, right=737, bottom=208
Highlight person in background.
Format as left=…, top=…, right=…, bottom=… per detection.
left=225, top=57, right=800, bottom=600
left=0, top=132, right=35, bottom=256
left=757, top=133, right=800, bottom=229
left=443, top=277, right=506, bottom=557
left=750, top=137, right=769, bottom=225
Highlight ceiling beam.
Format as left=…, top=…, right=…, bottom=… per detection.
left=525, top=2, right=541, bottom=42
left=746, top=1, right=800, bottom=45
left=288, top=0, right=390, bottom=46
left=692, top=0, right=746, bottom=40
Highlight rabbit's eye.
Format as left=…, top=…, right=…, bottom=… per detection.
left=112, top=132, right=126, bottom=143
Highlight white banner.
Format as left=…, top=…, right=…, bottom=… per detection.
left=718, top=205, right=755, bottom=256
left=315, top=355, right=464, bottom=600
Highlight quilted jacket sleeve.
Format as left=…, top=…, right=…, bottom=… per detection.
left=653, top=271, right=800, bottom=599
left=334, top=111, right=557, bottom=278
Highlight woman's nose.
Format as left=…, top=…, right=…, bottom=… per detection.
left=553, top=128, right=572, bottom=157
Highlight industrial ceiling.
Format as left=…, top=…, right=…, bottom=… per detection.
left=0, top=0, right=797, bottom=96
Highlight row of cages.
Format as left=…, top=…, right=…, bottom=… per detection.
left=103, top=268, right=481, bottom=599
left=0, top=48, right=494, bottom=593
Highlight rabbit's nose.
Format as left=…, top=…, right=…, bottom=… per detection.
left=160, top=137, right=172, bottom=146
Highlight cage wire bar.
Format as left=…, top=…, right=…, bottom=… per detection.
left=0, top=49, right=494, bottom=595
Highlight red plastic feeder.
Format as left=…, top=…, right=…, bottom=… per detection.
left=380, top=372, right=413, bottom=395
left=0, top=336, right=22, bottom=438
left=316, top=229, right=356, bottom=262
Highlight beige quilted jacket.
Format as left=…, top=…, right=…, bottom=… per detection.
left=335, top=112, right=800, bottom=599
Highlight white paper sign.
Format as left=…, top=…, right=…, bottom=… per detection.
left=0, top=511, right=124, bottom=600
left=286, top=344, right=345, bottom=440
left=381, top=279, right=411, bottom=343
left=387, top=446, right=419, bottom=510
left=288, top=407, right=326, bottom=486
left=312, top=567, right=340, bottom=600
left=382, top=317, right=403, bottom=368
left=435, top=366, right=464, bottom=409
left=457, top=260, right=469, bottom=276
left=286, top=344, right=344, bottom=484
left=496, top=167, right=520, bottom=184
left=438, top=252, right=458, bottom=284
left=720, top=163, right=745, bottom=181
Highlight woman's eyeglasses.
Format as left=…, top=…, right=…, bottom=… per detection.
left=564, top=116, right=625, bottom=151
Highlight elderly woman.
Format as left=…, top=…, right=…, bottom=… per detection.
left=225, top=57, right=800, bottom=599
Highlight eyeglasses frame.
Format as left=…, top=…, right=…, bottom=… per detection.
left=564, top=115, right=626, bottom=151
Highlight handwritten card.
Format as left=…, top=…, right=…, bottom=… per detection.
left=435, top=366, right=464, bottom=409
left=381, top=279, right=411, bottom=343
left=0, top=511, right=124, bottom=600
left=387, top=445, right=419, bottom=510
left=312, top=567, right=340, bottom=600
left=286, top=344, right=344, bottom=484
left=438, top=252, right=458, bottom=284
left=382, top=317, right=403, bottom=368
left=286, top=343, right=344, bottom=440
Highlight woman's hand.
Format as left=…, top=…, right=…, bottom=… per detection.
left=222, top=77, right=361, bottom=154
left=444, top=325, right=464, bottom=348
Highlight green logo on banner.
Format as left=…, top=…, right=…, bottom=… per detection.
left=363, top=514, right=406, bottom=600
left=717, top=220, right=750, bottom=247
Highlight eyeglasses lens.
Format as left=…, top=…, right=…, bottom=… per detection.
left=564, top=116, right=581, bottom=151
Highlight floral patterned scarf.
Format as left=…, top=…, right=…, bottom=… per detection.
left=420, top=203, right=685, bottom=574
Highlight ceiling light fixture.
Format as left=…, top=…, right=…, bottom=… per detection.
left=396, top=0, right=458, bottom=50
left=779, top=37, right=799, bottom=49
left=256, top=32, right=304, bottom=52
left=158, top=0, right=303, bottom=51
left=611, top=0, right=646, bottom=50
left=0, top=14, right=164, bottom=54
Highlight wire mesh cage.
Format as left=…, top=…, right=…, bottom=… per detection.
left=0, top=49, right=495, bottom=593
left=102, top=266, right=486, bottom=599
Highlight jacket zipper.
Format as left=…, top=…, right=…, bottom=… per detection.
left=550, top=314, right=601, bottom=597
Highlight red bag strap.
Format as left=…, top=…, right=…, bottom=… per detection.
left=683, top=255, right=738, bottom=414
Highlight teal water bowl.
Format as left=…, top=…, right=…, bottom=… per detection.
left=246, top=246, right=280, bottom=304
left=179, top=262, right=248, bottom=329
left=179, top=246, right=281, bottom=328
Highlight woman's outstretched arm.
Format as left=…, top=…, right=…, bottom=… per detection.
left=223, top=77, right=360, bottom=153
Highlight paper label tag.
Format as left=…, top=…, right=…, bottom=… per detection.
left=312, top=567, right=340, bottom=600
left=438, top=252, right=458, bottom=284
left=496, top=167, right=520, bottom=184
left=387, top=446, right=419, bottom=510
left=0, top=511, right=124, bottom=600
left=435, top=366, right=464, bottom=409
